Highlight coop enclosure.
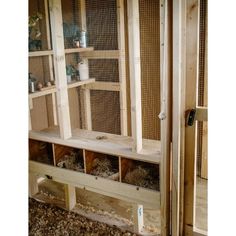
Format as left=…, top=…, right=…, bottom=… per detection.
left=29, top=0, right=173, bottom=235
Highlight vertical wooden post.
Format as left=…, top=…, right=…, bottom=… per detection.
left=172, top=0, right=186, bottom=235
left=133, top=204, right=144, bottom=233
left=49, top=0, right=72, bottom=139
left=44, top=0, right=58, bottom=126
left=127, top=0, right=142, bottom=152
left=184, top=1, right=200, bottom=235
left=160, top=0, right=171, bottom=235
left=117, top=0, right=128, bottom=136
left=64, top=184, right=76, bottom=211
left=29, top=173, right=39, bottom=197
left=80, top=0, right=92, bottom=131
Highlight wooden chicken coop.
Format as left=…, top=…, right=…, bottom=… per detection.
left=28, top=0, right=208, bottom=235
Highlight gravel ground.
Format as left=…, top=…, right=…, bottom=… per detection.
left=29, top=198, right=137, bottom=236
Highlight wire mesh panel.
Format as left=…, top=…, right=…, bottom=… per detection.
left=90, top=90, right=121, bottom=134
left=197, top=0, right=207, bottom=177
left=86, top=0, right=118, bottom=50
left=139, top=0, right=161, bottom=140
left=89, top=59, right=119, bottom=82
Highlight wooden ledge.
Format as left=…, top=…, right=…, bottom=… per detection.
left=29, top=127, right=161, bottom=164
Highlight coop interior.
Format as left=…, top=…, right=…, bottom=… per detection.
left=29, top=0, right=208, bottom=235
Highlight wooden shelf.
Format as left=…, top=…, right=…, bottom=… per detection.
left=64, top=47, right=94, bottom=54
left=29, top=79, right=95, bottom=100
left=67, top=78, right=95, bottom=89
left=29, top=127, right=161, bottom=164
left=29, top=50, right=53, bottom=57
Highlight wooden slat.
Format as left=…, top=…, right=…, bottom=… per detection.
left=184, top=1, right=200, bottom=235
left=64, top=184, right=76, bottom=210
left=127, top=0, right=142, bottom=152
left=196, top=106, right=208, bottom=121
left=28, top=50, right=53, bottom=57
left=80, top=0, right=92, bottom=131
left=29, top=160, right=160, bottom=207
left=133, top=204, right=144, bottom=233
left=44, top=0, right=58, bottom=126
left=64, top=47, right=94, bottom=54
left=29, top=86, right=56, bottom=99
left=49, top=0, right=71, bottom=139
left=84, top=82, right=120, bottom=91
left=117, top=0, right=128, bottom=136
left=29, top=173, right=39, bottom=197
left=160, top=1, right=171, bottom=235
left=172, top=0, right=187, bottom=235
left=67, top=78, right=95, bottom=89
left=80, top=50, right=120, bottom=59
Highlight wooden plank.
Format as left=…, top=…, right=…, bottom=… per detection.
left=29, top=86, right=56, bottom=99
left=29, top=128, right=161, bottom=164
left=29, top=173, right=39, bottom=197
left=64, top=184, right=76, bottom=211
left=29, top=160, right=160, bottom=207
left=84, top=82, right=120, bottom=91
left=184, top=1, right=200, bottom=235
left=44, top=0, right=57, bottom=126
left=80, top=0, right=92, bottom=131
left=127, top=0, right=142, bottom=152
left=117, top=0, right=128, bottom=136
left=133, top=204, right=144, bottom=233
left=67, top=78, right=95, bottom=89
left=159, top=1, right=171, bottom=235
left=64, top=47, right=94, bottom=54
left=29, top=50, right=53, bottom=57
left=196, top=106, right=207, bottom=121
left=80, top=50, right=120, bottom=59
left=49, top=0, right=71, bottom=139
left=29, top=80, right=95, bottom=100
left=172, top=0, right=187, bottom=235
left=44, top=0, right=54, bottom=82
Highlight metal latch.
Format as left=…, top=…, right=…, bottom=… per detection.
left=186, top=109, right=196, bottom=126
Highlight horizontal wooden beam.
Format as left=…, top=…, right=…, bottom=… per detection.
left=29, top=160, right=160, bottom=207
left=29, top=50, right=53, bottom=57
left=64, top=47, right=94, bottom=54
left=29, top=79, right=96, bottom=100
left=196, top=106, right=208, bottom=121
left=80, top=50, right=120, bottom=59
left=84, top=82, right=120, bottom=91
left=29, top=127, right=161, bottom=164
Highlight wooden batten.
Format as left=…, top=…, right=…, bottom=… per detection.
left=48, top=0, right=71, bottom=139
left=117, top=0, right=128, bottom=136
left=127, top=0, right=142, bottom=152
left=159, top=1, right=172, bottom=235
left=133, top=204, right=144, bottom=233
left=80, top=0, right=92, bottom=131
left=172, top=0, right=187, bottom=235
left=184, top=0, right=200, bottom=235
left=64, top=184, right=76, bottom=211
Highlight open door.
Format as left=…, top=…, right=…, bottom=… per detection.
left=172, top=0, right=208, bottom=235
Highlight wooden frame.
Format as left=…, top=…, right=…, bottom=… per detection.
left=172, top=0, right=187, bottom=235
left=49, top=0, right=71, bottom=139
left=127, top=0, right=142, bottom=153
left=28, top=1, right=174, bottom=235
left=160, top=0, right=172, bottom=235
